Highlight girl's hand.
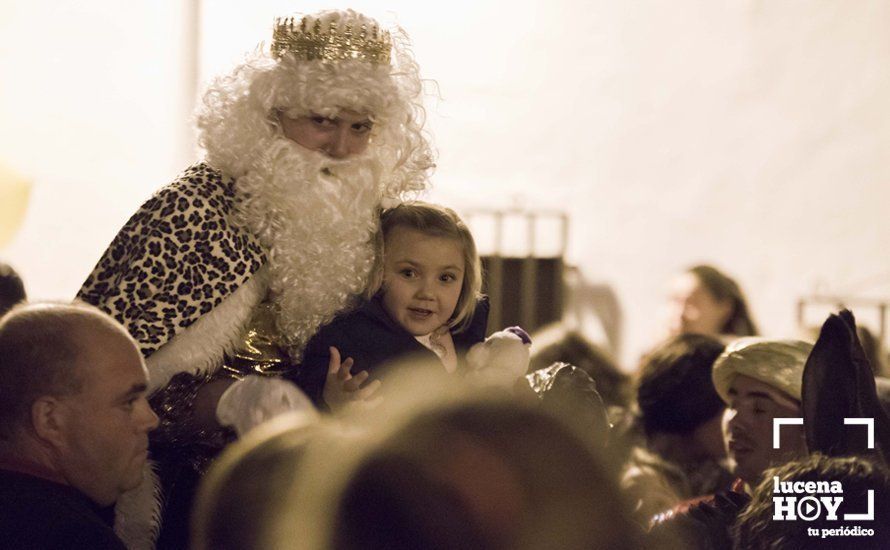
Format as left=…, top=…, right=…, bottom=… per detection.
left=322, top=346, right=382, bottom=413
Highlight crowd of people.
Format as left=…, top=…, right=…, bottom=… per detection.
left=1, top=8, right=889, bottom=549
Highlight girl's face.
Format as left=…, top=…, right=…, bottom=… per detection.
left=381, top=226, right=465, bottom=336
left=666, top=272, right=732, bottom=337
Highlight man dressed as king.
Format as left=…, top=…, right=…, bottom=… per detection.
left=77, top=9, right=433, bottom=548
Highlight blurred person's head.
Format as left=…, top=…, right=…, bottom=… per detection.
left=712, top=338, right=812, bottom=485
left=666, top=264, right=758, bottom=338
left=192, top=412, right=320, bottom=550
left=0, top=302, right=158, bottom=506
left=734, top=454, right=890, bottom=549
left=636, top=334, right=727, bottom=462
left=526, top=362, right=611, bottom=451
left=276, top=387, right=641, bottom=550
left=0, top=261, right=26, bottom=316
left=529, top=325, right=630, bottom=408
left=196, top=9, right=434, bottom=356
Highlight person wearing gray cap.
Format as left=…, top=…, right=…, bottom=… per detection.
left=646, top=338, right=813, bottom=548
left=712, top=337, right=813, bottom=486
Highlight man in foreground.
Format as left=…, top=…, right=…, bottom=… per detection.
left=648, top=337, right=812, bottom=547
left=0, top=302, right=158, bottom=549
left=713, top=337, right=813, bottom=487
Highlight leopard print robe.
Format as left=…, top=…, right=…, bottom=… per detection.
left=78, top=162, right=267, bottom=385
left=77, top=163, right=268, bottom=549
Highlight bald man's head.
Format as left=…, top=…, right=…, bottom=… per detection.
left=0, top=301, right=137, bottom=440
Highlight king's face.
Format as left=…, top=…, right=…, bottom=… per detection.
left=278, top=109, right=374, bottom=159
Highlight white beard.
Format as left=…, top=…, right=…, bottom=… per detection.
left=232, top=137, right=383, bottom=359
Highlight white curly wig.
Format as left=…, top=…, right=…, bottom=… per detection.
left=194, top=9, right=435, bottom=357
left=197, top=9, right=433, bottom=198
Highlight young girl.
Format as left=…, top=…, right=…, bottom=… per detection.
left=293, top=201, right=489, bottom=411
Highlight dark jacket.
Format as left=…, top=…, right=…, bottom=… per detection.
left=646, top=479, right=748, bottom=550
left=293, top=296, right=489, bottom=406
left=0, top=468, right=127, bottom=550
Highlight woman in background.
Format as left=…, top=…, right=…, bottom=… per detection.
left=665, top=264, right=758, bottom=339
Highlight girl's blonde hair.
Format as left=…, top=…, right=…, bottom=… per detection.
left=366, top=201, right=482, bottom=333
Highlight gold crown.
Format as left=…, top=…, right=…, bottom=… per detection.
left=271, top=16, right=392, bottom=65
